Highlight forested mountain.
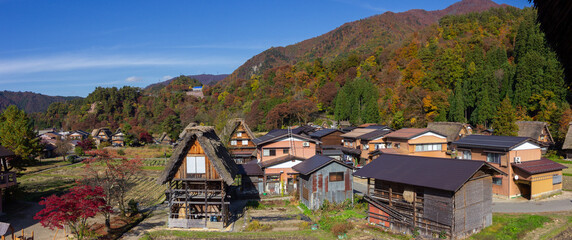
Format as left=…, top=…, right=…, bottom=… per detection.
left=30, top=0, right=571, bottom=146
left=0, top=91, right=81, bottom=113
left=144, top=74, right=228, bottom=93
left=229, top=0, right=504, bottom=81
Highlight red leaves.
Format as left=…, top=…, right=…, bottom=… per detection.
left=34, top=185, right=111, bottom=230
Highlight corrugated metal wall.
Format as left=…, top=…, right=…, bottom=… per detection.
left=299, top=162, right=353, bottom=210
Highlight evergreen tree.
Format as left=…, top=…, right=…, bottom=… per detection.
left=492, top=97, right=518, bottom=136
left=0, top=105, right=41, bottom=168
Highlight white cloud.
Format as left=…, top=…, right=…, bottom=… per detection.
left=161, top=75, right=173, bottom=81
left=125, top=76, right=142, bottom=82
left=0, top=54, right=242, bottom=75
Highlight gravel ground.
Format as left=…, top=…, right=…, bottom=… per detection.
left=493, top=191, right=572, bottom=213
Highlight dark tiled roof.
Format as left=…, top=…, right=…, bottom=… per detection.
left=512, top=158, right=567, bottom=175
left=358, top=129, right=393, bottom=141
left=368, top=148, right=398, bottom=156
left=452, top=135, right=534, bottom=152
left=252, top=130, right=320, bottom=146
left=309, top=129, right=339, bottom=138
left=293, top=155, right=350, bottom=175
left=322, top=145, right=361, bottom=155
left=353, top=154, right=504, bottom=192
left=0, top=145, right=15, bottom=158
left=341, top=126, right=357, bottom=133
left=322, top=149, right=343, bottom=156
left=238, top=162, right=264, bottom=176
left=258, top=155, right=307, bottom=168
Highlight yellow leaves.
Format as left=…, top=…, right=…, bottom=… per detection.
left=357, top=55, right=378, bottom=78
left=218, top=91, right=229, bottom=103
left=402, top=59, right=425, bottom=88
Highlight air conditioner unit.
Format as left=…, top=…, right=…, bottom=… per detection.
left=514, top=157, right=521, bottom=163
left=303, top=142, right=310, bottom=147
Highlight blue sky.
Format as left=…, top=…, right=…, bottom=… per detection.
left=0, top=0, right=531, bottom=97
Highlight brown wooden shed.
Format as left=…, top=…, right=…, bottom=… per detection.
left=354, top=154, right=504, bottom=239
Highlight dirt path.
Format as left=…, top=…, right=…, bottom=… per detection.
left=0, top=201, right=67, bottom=240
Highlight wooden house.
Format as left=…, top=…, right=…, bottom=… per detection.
left=159, top=132, right=174, bottom=145
left=427, top=122, right=472, bottom=149
left=516, top=121, right=554, bottom=152
left=354, top=154, right=504, bottom=239
left=293, top=155, right=353, bottom=210
left=237, top=161, right=264, bottom=196
left=91, top=128, right=112, bottom=145
left=309, top=129, right=343, bottom=146
left=69, top=130, right=89, bottom=140
left=453, top=135, right=566, bottom=199
left=563, top=123, right=572, bottom=159
left=157, top=126, right=238, bottom=229
left=222, top=118, right=257, bottom=164
left=258, top=155, right=307, bottom=194
left=111, top=128, right=125, bottom=147
left=0, top=145, right=18, bottom=214
left=340, top=128, right=376, bottom=149
left=252, top=129, right=321, bottom=195
left=358, top=129, right=393, bottom=163
left=383, top=128, right=448, bottom=158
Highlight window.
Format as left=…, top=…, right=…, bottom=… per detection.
left=329, top=172, right=344, bottom=182
left=375, top=144, right=385, bottom=150
left=386, top=143, right=392, bottom=149
left=230, top=140, right=237, bottom=146
left=263, top=149, right=276, bottom=157
left=394, top=143, right=400, bottom=149
left=463, top=150, right=471, bottom=160
left=487, top=153, right=501, bottom=164
left=415, top=144, right=442, bottom=152
left=237, top=132, right=242, bottom=137
left=242, top=140, right=248, bottom=145
left=283, top=149, right=289, bottom=154
left=363, top=144, right=369, bottom=150
left=492, top=177, right=502, bottom=185
left=186, top=156, right=206, bottom=174
left=553, top=174, right=562, bottom=185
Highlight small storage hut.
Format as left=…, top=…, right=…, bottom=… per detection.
left=354, top=154, right=504, bottom=239
left=293, top=155, right=353, bottom=210
left=157, top=126, right=238, bottom=229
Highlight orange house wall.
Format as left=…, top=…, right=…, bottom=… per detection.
left=257, top=140, right=317, bottom=162
left=463, top=147, right=542, bottom=198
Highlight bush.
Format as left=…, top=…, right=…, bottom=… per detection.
left=245, top=220, right=272, bottom=232
left=331, top=222, right=353, bottom=236
left=67, top=155, right=80, bottom=163
left=98, top=142, right=111, bottom=149
left=297, top=221, right=310, bottom=230
left=74, top=147, right=84, bottom=156
left=117, top=149, right=126, bottom=156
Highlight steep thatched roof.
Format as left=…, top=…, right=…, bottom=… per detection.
left=157, top=126, right=239, bottom=185
left=427, top=122, right=466, bottom=142
left=562, top=123, right=572, bottom=150
left=221, top=118, right=255, bottom=144
left=531, top=0, right=572, bottom=83
left=516, top=121, right=553, bottom=143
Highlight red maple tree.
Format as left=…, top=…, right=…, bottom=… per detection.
left=34, top=185, right=111, bottom=240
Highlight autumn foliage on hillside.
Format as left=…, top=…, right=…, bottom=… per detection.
left=31, top=6, right=570, bottom=145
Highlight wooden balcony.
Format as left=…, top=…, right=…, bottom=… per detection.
left=0, top=172, right=17, bottom=188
